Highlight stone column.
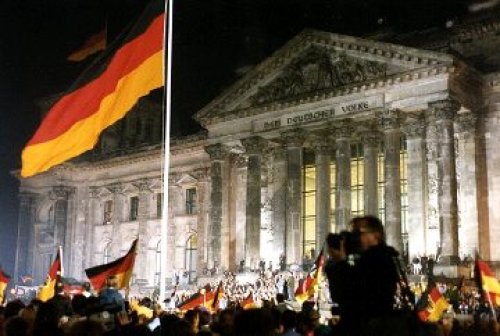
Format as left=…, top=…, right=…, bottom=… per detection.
left=14, top=192, right=36, bottom=283
left=241, top=136, right=266, bottom=269
left=311, top=131, right=331, bottom=249
left=51, top=186, right=74, bottom=272
left=281, top=129, right=305, bottom=264
left=205, top=144, right=229, bottom=269
left=233, top=156, right=248, bottom=268
left=456, top=112, right=480, bottom=257
left=194, top=168, right=210, bottom=277
left=271, top=146, right=287, bottom=263
left=425, top=112, right=440, bottom=255
left=333, top=119, right=353, bottom=232
left=432, top=99, right=461, bottom=263
left=136, top=179, right=151, bottom=282
left=361, top=128, right=380, bottom=216
left=404, top=115, right=427, bottom=258
left=380, top=110, right=403, bottom=252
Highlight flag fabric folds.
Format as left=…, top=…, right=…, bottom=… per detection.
left=177, top=290, right=215, bottom=312
left=212, top=281, right=224, bottom=311
left=0, top=268, right=11, bottom=303
left=417, top=282, right=450, bottom=323
left=85, top=239, right=138, bottom=292
left=295, top=249, right=325, bottom=304
left=475, top=258, right=500, bottom=307
left=241, top=293, right=256, bottom=310
left=37, top=250, right=62, bottom=302
left=67, top=29, right=107, bottom=62
left=21, top=0, right=165, bottom=177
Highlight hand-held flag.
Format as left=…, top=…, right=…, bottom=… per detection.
left=37, top=249, right=62, bottom=302
left=0, top=268, right=11, bottom=304
left=85, top=239, right=138, bottom=292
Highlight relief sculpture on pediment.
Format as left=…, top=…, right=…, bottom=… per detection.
left=250, top=46, right=387, bottom=106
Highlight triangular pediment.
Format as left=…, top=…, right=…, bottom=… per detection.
left=195, top=29, right=454, bottom=125
left=176, top=173, right=197, bottom=187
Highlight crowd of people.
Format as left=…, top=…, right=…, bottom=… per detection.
left=1, top=215, right=500, bottom=336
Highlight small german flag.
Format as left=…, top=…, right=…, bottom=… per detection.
left=21, top=0, right=165, bottom=177
left=295, top=249, right=325, bottom=304
left=417, top=281, right=449, bottom=323
left=241, top=293, right=256, bottom=310
left=475, top=258, right=500, bottom=307
left=37, top=250, right=62, bottom=302
left=177, top=290, right=214, bottom=312
left=85, top=239, right=138, bottom=292
left=0, top=268, right=11, bottom=304
left=67, top=29, right=107, bottom=62
left=212, top=281, right=224, bottom=311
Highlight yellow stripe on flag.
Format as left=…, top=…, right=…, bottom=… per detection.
left=38, top=278, right=57, bottom=302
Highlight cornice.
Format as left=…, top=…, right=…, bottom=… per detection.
left=200, top=64, right=454, bottom=127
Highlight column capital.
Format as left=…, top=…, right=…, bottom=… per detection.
left=378, top=109, right=402, bottom=131
left=281, top=128, right=305, bottom=147
left=331, top=118, right=354, bottom=139
left=205, top=143, right=230, bottom=161
left=310, top=130, right=332, bottom=154
left=361, top=131, right=381, bottom=147
left=429, top=99, right=461, bottom=121
left=241, top=136, right=267, bottom=155
left=455, top=112, right=478, bottom=134
left=233, top=154, right=248, bottom=169
left=88, top=187, right=100, bottom=199
left=404, top=115, right=426, bottom=139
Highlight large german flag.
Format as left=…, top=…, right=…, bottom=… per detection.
left=85, top=239, right=138, bottom=292
left=177, top=290, right=215, bottom=312
left=21, top=0, right=165, bottom=178
left=475, top=258, right=500, bottom=307
left=0, top=268, right=11, bottom=304
left=37, top=250, right=62, bottom=302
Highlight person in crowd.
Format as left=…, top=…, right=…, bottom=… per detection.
left=282, top=309, right=300, bottom=336
left=81, top=282, right=93, bottom=298
left=354, top=215, right=409, bottom=336
left=48, top=282, right=73, bottom=321
left=99, top=275, right=125, bottom=312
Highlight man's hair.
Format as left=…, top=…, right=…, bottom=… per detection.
left=326, top=233, right=342, bottom=250
left=106, top=275, right=118, bottom=288
left=359, top=216, right=385, bottom=240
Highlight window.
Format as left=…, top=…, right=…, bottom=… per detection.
left=130, top=196, right=139, bottom=221
left=185, top=188, right=197, bottom=215
left=48, top=205, right=55, bottom=227
left=155, top=240, right=161, bottom=285
left=350, top=142, right=364, bottom=217
left=103, top=200, right=113, bottom=224
left=302, top=153, right=316, bottom=255
left=156, top=193, right=163, bottom=218
left=103, top=243, right=111, bottom=264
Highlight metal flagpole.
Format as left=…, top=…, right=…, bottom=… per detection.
left=160, top=0, right=173, bottom=305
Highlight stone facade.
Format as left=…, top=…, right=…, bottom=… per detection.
left=14, top=15, right=500, bottom=286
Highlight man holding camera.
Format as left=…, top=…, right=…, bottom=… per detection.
left=325, top=216, right=409, bottom=336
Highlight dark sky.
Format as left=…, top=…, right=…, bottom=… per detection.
left=0, top=0, right=472, bottom=276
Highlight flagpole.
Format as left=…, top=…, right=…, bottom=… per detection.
left=59, top=245, right=64, bottom=278
left=160, top=0, right=173, bottom=305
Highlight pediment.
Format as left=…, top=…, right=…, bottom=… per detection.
left=176, top=173, right=197, bottom=187
left=195, top=29, right=454, bottom=126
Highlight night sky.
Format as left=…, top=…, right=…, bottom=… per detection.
left=0, top=0, right=475, bottom=277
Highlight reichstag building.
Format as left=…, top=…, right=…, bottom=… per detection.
left=14, top=12, right=500, bottom=289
